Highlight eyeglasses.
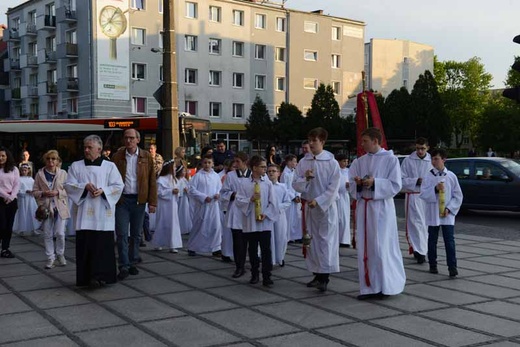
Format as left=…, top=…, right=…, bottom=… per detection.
left=267, top=170, right=278, bottom=173
left=46, top=157, right=58, bottom=161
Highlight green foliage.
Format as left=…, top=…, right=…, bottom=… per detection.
left=245, top=95, right=273, bottom=144
left=304, top=83, right=343, bottom=139
left=505, top=56, right=520, bottom=88
left=273, top=102, right=304, bottom=145
left=382, top=87, right=414, bottom=140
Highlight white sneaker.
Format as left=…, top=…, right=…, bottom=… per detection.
left=56, top=255, right=67, bottom=266
left=154, top=247, right=163, bottom=251
left=170, top=248, right=178, bottom=253
left=45, top=259, right=55, bottom=269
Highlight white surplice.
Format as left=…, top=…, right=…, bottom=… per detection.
left=337, top=167, right=351, bottom=245
left=270, top=181, right=291, bottom=265
left=293, top=151, right=340, bottom=274
left=177, top=177, right=192, bottom=234
left=401, top=152, right=432, bottom=255
left=280, top=166, right=301, bottom=241
left=349, top=149, right=406, bottom=296
left=235, top=176, right=278, bottom=233
left=153, top=175, right=182, bottom=249
left=187, top=169, right=222, bottom=253
left=13, top=176, right=40, bottom=234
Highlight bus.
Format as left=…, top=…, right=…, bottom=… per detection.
left=0, top=114, right=211, bottom=170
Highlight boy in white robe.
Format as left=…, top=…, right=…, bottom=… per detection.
left=401, top=137, right=432, bottom=264
left=336, top=154, right=351, bottom=247
left=280, top=154, right=301, bottom=242
left=293, top=127, right=341, bottom=292
left=187, top=156, right=222, bottom=256
left=349, top=127, right=406, bottom=300
left=420, top=148, right=463, bottom=277
left=267, top=164, right=291, bottom=266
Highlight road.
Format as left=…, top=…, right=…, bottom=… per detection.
left=394, top=198, right=520, bottom=240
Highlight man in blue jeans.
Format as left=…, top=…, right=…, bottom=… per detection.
left=112, top=129, right=157, bottom=280
left=419, top=148, right=463, bottom=277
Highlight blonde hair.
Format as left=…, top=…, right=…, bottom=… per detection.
left=42, top=149, right=62, bottom=164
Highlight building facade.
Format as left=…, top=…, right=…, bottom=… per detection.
left=364, top=38, right=434, bottom=97
left=4, top=0, right=365, bottom=150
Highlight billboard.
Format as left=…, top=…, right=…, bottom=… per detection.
left=96, top=0, right=130, bottom=100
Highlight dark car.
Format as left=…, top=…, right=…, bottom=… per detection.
left=445, top=157, right=520, bottom=211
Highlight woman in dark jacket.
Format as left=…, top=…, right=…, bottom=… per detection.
left=265, top=145, right=282, bottom=166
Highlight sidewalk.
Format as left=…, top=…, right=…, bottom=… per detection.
left=2, top=229, right=520, bottom=347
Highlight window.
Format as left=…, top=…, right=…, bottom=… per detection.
left=255, top=14, right=266, bottom=29
left=209, top=38, right=221, bottom=54
left=47, top=69, right=57, bottom=84
left=446, top=160, right=470, bottom=179
left=45, top=36, right=56, bottom=51
left=159, top=65, right=163, bottom=81
left=184, top=35, right=197, bottom=51
left=131, top=0, right=145, bottom=10
left=332, top=26, right=341, bottom=40
left=332, top=81, right=340, bottom=94
left=68, top=97, right=78, bottom=114
left=185, top=100, right=197, bottom=115
left=275, top=47, right=285, bottom=62
left=28, top=42, right=37, bottom=56
left=67, top=64, right=78, bottom=78
left=158, top=0, right=163, bottom=13
left=304, top=50, right=318, bottom=61
left=233, top=103, right=244, bottom=118
left=232, top=41, right=244, bottom=57
left=304, top=21, right=318, bottom=33
left=255, top=44, right=266, bottom=59
left=276, top=77, right=285, bottom=91
left=66, top=30, right=77, bottom=44
left=209, top=6, right=221, bottom=22
left=185, top=2, right=197, bottom=18
left=132, top=63, right=146, bottom=79
left=132, top=97, right=146, bottom=114
left=209, top=70, right=221, bottom=86
left=276, top=17, right=286, bottom=32
left=159, top=31, right=163, bottom=48
left=233, top=73, right=244, bottom=88
left=304, top=78, right=318, bottom=89
left=185, top=68, right=197, bottom=84
left=209, top=102, right=221, bottom=117
left=132, top=28, right=146, bottom=45
left=233, top=10, right=244, bottom=26
left=255, top=75, right=266, bottom=90
left=331, top=54, right=340, bottom=68
left=48, top=100, right=57, bottom=115
left=29, top=73, right=38, bottom=86
left=28, top=11, right=36, bottom=25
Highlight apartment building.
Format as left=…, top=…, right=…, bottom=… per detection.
left=364, top=38, right=434, bottom=97
left=3, top=0, right=365, bottom=150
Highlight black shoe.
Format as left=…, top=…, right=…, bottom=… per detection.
left=357, top=293, right=381, bottom=300
left=128, top=266, right=139, bottom=276
left=249, top=274, right=259, bottom=284
left=340, top=243, right=351, bottom=248
left=294, top=239, right=303, bottom=244
left=0, top=249, right=15, bottom=258
left=449, top=267, right=458, bottom=278
left=317, top=281, right=329, bottom=292
left=221, top=256, right=232, bottom=263
left=212, top=250, right=222, bottom=257
left=263, top=276, right=274, bottom=287
left=413, top=251, right=420, bottom=259
left=188, top=250, right=196, bottom=256
left=306, top=278, right=319, bottom=288
left=232, top=268, right=245, bottom=278
left=429, top=266, right=439, bottom=274
left=117, top=268, right=129, bottom=280
left=139, top=241, right=146, bottom=247
left=279, top=260, right=285, bottom=267
left=417, top=254, right=426, bottom=264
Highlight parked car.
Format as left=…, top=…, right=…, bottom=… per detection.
left=445, top=157, right=520, bottom=211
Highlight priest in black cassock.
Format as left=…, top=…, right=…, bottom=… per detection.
left=65, top=134, right=124, bottom=287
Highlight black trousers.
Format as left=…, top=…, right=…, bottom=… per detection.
left=0, top=198, right=17, bottom=251
left=76, top=230, right=117, bottom=286
left=244, top=231, right=272, bottom=277
left=231, top=228, right=247, bottom=270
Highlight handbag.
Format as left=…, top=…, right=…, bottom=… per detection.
left=35, top=205, right=50, bottom=221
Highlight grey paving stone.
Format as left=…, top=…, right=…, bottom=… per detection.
left=202, top=307, right=300, bottom=339
left=45, top=303, right=126, bottom=332
left=332, top=269, right=359, bottom=282
left=498, top=253, right=520, bottom=261
left=171, top=271, right=236, bottom=288
left=137, top=261, right=197, bottom=275
left=124, top=276, right=190, bottom=295
left=0, top=263, right=40, bottom=277
left=3, top=335, right=79, bottom=347
left=0, top=293, right=33, bottom=315
left=269, top=265, right=313, bottom=279
left=503, top=271, right=520, bottom=279
left=81, top=283, right=143, bottom=302
left=405, top=283, right=488, bottom=305
left=303, top=294, right=402, bottom=320
left=426, top=307, right=520, bottom=337
left=318, top=322, right=434, bottom=347
left=130, top=251, right=165, bottom=264
left=456, top=235, right=502, bottom=242
left=21, top=287, right=91, bottom=309
left=373, top=314, right=494, bottom=346
left=479, top=341, right=520, bottom=347
left=468, top=300, right=520, bottom=321
left=261, top=279, right=335, bottom=299
left=47, top=270, right=77, bottom=286
left=0, top=311, right=62, bottom=344
left=457, top=245, right=509, bottom=256
left=376, top=293, right=448, bottom=312
left=9, top=243, right=45, bottom=253
left=15, top=250, right=50, bottom=262
left=256, top=301, right=352, bottom=329
left=158, top=290, right=238, bottom=314
left=472, top=243, right=520, bottom=252
left=472, top=256, right=520, bottom=269
left=174, top=257, right=233, bottom=271
left=3, top=274, right=62, bottom=292
left=105, top=297, right=185, bottom=322
left=456, top=259, right=516, bottom=273
left=0, top=283, right=9, bottom=294
left=495, top=240, right=520, bottom=247
left=260, top=331, right=345, bottom=347
left=143, top=316, right=241, bottom=346
left=76, top=325, right=166, bottom=347
left=432, top=279, right=520, bottom=299
left=208, top=284, right=287, bottom=306
left=469, top=274, right=520, bottom=290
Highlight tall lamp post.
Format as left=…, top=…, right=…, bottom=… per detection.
left=160, top=0, right=180, bottom=159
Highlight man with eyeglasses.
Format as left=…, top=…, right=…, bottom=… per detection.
left=112, top=128, right=157, bottom=280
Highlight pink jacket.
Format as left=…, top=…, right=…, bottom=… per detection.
left=33, top=168, right=70, bottom=220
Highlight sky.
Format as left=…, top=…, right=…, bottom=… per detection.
left=2, top=0, right=520, bottom=88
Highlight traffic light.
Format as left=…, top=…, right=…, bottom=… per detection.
left=502, top=35, right=520, bottom=103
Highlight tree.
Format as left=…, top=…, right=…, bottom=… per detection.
left=245, top=95, right=273, bottom=151
left=382, top=87, right=413, bottom=141
left=304, top=83, right=342, bottom=139
left=272, top=102, right=304, bottom=146
left=434, top=57, right=493, bottom=148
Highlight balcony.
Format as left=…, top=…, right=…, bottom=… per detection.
left=57, top=7, right=77, bottom=23
left=58, top=77, right=79, bottom=91
left=37, top=49, right=57, bottom=64
left=9, top=88, right=22, bottom=100
left=3, top=28, right=20, bottom=41
left=19, top=23, right=37, bottom=36
left=57, top=42, right=78, bottom=59
left=48, top=82, right=57, bottom=94
left=20, top=54, right=38, bottom=68
left=21, top=85, right=39, bottom=98
left=4, top=58, right=21, bottom=72
left=37, top=15, right=56, bottom=31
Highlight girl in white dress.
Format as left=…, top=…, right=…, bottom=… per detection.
left=176, top=166, right=192, bottom=235
left=13, top=165, right=40, bottom=235
left=153, top=160, right=182, bottom=253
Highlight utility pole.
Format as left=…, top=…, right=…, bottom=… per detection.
left=161, top=0, right=180, bottom=159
